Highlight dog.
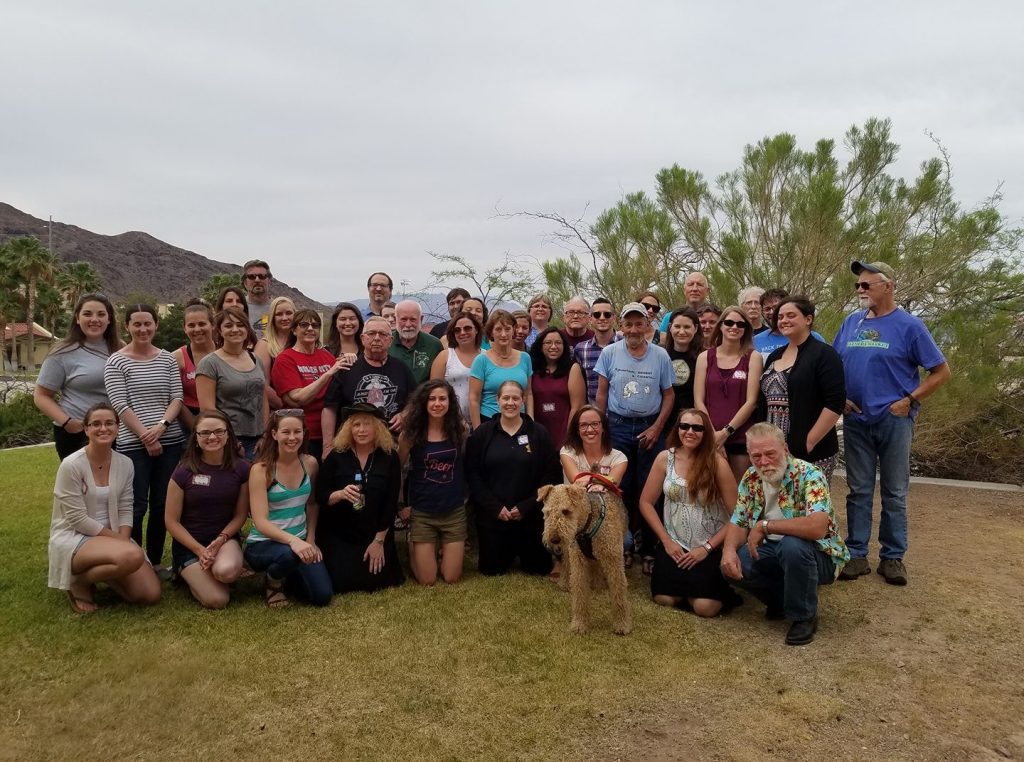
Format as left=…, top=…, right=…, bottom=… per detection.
left=539, top=482, right=631, bottom=635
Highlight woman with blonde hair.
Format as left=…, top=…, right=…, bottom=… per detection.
left=254, top=296, right=295, bottom=409
left=316, top=403, right=404, bottom=593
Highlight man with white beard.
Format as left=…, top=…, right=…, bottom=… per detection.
left=719, top=423, right=849, bottom=646
left=389, top=299, right=442, bottom=386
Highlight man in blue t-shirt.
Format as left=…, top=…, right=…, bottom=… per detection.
left=834, top=261, right=950, bottom=586
left=595, top=302, right=675, bottom=567
left=754, top=287, right=828, bottom=359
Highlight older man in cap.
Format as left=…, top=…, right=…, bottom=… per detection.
left=834, top=261, right=950, bottom=586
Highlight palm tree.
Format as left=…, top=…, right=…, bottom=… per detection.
left=0, top=246, right=23, bottom=372
left=56, top=261, right=103, bottom=310
left=6, top=236, right=58, bottom=371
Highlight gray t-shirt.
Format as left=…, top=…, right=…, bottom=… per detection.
left=248, top=301, right=271, bottom=339
left=195, top=352, right=267, bottom=437
left=36, top=341, right=111, bottom=419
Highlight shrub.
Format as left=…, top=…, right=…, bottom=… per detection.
left=0, top=390, right=52, bottom=448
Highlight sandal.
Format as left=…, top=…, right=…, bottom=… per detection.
left=641, top=556, right=655, bottom=576
left=66, top=589, right=97, bottom=614
left=264, top=579, right=290, bottom=609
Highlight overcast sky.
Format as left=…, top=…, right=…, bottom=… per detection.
left=4, top=1, right=1022, bottom=303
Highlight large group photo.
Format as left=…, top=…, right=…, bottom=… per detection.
left=2, top=2, right=1023, bottom=760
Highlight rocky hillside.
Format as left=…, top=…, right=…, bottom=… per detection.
left=0, top=203, right=323, bottom=308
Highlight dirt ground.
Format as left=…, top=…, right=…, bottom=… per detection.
left=610, top=481, right=1024, bottom=762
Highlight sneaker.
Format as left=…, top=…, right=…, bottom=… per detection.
left=838, top=557, right=870, bottom=580
left=877, top=558, right=908, bottom=586
left=785, top=615, right=818, bottom=646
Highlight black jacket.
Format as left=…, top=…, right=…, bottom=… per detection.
left=762, top=336, right=846, bottom=462
left=465, top=414, right=561, bottom=522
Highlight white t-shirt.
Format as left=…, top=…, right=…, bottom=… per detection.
left=559, top=447, right=628, bottom=482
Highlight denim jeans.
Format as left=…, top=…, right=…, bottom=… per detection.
left=843, top=413, right=914, bottom=560
left=608, top=412, right=665, bottom=556
left=734, top=537, right=836, bottom=621
left=125, top=443, right=183, bottom=566
left=244, top=540, right=333, bottom=606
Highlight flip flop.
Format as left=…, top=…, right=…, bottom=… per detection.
left=66, top=589, right=97, bottom=614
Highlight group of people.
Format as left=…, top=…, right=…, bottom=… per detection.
left=40, top=257, right=949, bottom=645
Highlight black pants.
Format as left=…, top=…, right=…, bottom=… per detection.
left=476, top=515, right=552, bottom=576
left=53, top=425, right=88, bottom=460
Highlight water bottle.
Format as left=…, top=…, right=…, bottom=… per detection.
left=353, top=472, right=365, bottom=511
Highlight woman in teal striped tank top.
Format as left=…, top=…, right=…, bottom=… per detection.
left=244, top=410, right=333, bottom=607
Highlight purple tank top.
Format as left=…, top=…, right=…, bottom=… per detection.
left=705, top=347, right=752, bottom=445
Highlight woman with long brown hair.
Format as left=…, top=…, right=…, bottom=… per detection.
left=639, top=408, right=740, bottom=617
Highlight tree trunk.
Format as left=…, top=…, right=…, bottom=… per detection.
left=25, top=275, right=37, bottom=372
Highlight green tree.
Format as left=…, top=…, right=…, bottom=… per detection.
left=153, top=302, right=188, bottom=352
left=428, top=252, right=537, bottom=310
left=202, top=272, right=243, bottom=305
left=0, top=246, right=24, bottom=371
left=6, top=236, right=59, bottom=371
left=56, top=261, right=103, bottom=310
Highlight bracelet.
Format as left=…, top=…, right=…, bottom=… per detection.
left=906, top=393, right=920, bottom=406
left=217, top=532, right=229, bottom=540
left=60, top=416, right=72, bottom=430
left=703, top=542, right=713, bottom=553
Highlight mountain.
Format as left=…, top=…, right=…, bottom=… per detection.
left=0, top=203, right=323, bottom=308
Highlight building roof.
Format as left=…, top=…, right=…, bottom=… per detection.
left=3, top=322, right=54, bottom=341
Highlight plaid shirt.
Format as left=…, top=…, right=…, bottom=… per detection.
left=573, top=334, right=621, bottom=403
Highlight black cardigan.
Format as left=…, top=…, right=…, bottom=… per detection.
left=465, top=415, right=561, bottom=522
left=316, top=447, right=401, bottom=543
left=762, top=336, right=846, bottom=462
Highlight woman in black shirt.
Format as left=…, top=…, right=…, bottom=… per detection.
left=465, top=380, right=561, bottom=576
left=316, top=403, right=404, bottom=593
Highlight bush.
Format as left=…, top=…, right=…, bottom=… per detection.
left=0, top=391, right=52, bottom=448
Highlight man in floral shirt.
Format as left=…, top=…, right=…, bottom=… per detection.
left=720, top=423, right=849, bottom=646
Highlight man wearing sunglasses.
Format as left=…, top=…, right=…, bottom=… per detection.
left=572, top=297, right=620, bottom=404
left=834, top=261, right=949, bottom=586
left=242, top=259, right=273, bottom=338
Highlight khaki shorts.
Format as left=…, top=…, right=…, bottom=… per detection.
left=409, top=505, right=468, bottom=545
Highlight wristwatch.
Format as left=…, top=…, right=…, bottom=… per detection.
left=159, top=419, right=170, bottom=427
left=725, top=424, right=737, bottom=435
left=761, top=519, right=770, bottom=532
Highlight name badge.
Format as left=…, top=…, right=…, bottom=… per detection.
left=517, top=435, right=529, bottom=445
left=192, top=474, right=211, bottom=487
left=542, top=403, right=556, bottom=413
left=732, top=370, right=747, bottom=380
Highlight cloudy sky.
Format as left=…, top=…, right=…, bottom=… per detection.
left=4, top=1, right=1022, bottom=303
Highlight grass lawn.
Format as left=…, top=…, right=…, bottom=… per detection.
left=2, top=445, right=1023, bottom=761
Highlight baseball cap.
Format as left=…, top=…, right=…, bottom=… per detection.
left=851, top=260, right=895, bottom=280
left=619, top=302, right=648, bottom=320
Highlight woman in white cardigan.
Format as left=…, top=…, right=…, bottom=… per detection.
left=48, top=403, right=162, bottom=613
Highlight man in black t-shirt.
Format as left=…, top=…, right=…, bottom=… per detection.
left=320, top=316, right=414, bottom=459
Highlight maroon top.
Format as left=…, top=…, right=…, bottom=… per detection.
left=704, top=347, right=753, bottom=446
left=531, top=372, right=572, bottom=449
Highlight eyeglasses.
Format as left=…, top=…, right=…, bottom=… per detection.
left=642, top=303, right=661, bottom=314
left=721, top=319, right=748, bottom=328
left=578, top=421, right=602, bottom=430
left=244, top=273, right=269, bottom=280
left=196, top=428, right=228, bottom=439
left=369, top=283, right=390, bottom=290
left=363, top=330, right=390, bottom=338
left=592, top=311, right=613, bottom=319
left=564, top=310, right=587, bottom=317
left=87, top=420, right=118, bottom=429
left=855, top=280, right=883, bottom=291
left=296, top=321, right=321, bottom=330
left=274, top=408, right=304, bottom=418
left=677, top=422, right=706, bottom=432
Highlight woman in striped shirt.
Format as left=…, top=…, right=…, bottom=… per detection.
left=103, top=304, right=185, bottom=578
left=245, top=409, right=332, bottom=608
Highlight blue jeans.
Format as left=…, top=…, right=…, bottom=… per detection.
left=608, top=412, right=664, bottom=556
left=125, top=443, right=183, bottom=566
left=244, top=540, right=333, bottom=606
left=238, top=435, right=260, bottom=461
left=734, top=537, right=836, bottom=621
left=843, top=414, right=914, bottom=560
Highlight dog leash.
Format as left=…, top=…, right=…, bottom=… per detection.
left=572, top=471, right=623, bottom=497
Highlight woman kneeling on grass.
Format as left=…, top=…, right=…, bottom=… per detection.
left=399, top=380, right=468, bottom=585
left=48, top=403, right=161, bottom=613
left=316, top=404, right=405, bottom=594
left=165, top=410, right=250, bottom=609
left=245, top=410, right=332, bottom=608
left=639, top=408, right=741, bottom=617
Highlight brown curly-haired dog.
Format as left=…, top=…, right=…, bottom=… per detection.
left=539, top=483, right=631, bottom=635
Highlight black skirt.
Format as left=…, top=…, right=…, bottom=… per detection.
left=650, top=544, right=741, bottom=609
left=319, top=532, right=404, bottom=594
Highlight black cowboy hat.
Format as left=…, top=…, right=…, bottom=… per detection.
left=338, top=402, right=387, bottom=424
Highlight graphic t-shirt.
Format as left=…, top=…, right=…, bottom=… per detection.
left=408, top=438, right=465, bottom=514
left=834, top=308, right=945, bottom=423
left=324, top=356, right=415, bottom=421
left=271, top=347, right=336, bottom=440
left=249, top=302, right=271, bottom=339
left=593, top=341, right=674, bottom=418
left=389, top=330, right=443, bottom=386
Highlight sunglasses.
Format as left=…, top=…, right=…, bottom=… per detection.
left=677, top=422, right=706, bottom=432
left=245, top=273, right=269, bottom=280
left=296, top=321, right=321, bottom=330
left=642, top=303, right=661, bottom=314
left=721, top=319, right=748, bottom=328
left=453, top=326, right=475, bottom=334
left=855, top=281, right=883, bottom=291
left=274, top=408, right=304, bottom=418
left=592, top=311, right=614, bottom=319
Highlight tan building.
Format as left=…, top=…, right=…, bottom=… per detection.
left=3, top=322, right=55, bottom=371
